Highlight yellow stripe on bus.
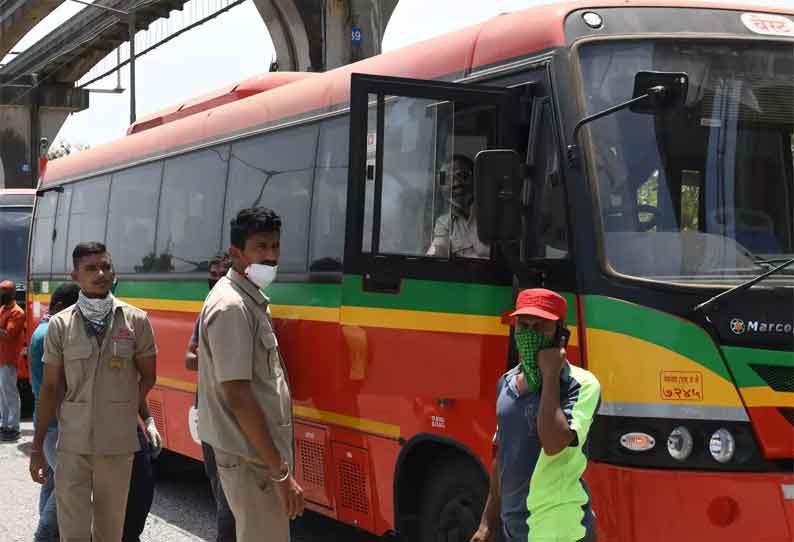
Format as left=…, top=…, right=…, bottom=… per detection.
left=156, top=376, right=197, bottom=393
left=293, top=405, right=401, bottom=439
left=740, top=387, right=794, bottom=408
left=152, top=377, right=400, bottom=438
left=340, top=305, right=509, bottom=336
left=32, top=294, right=586, bottom=342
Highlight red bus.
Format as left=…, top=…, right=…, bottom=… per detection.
left=29, top=2, right=793, bottom=541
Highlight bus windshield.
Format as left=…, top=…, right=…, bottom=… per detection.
left=0, top=207, right=32, bottom=288
left=579, top=40, right=793, bottom=286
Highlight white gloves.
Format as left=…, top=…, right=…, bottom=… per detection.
left=144, top=417, right=163, bottom=459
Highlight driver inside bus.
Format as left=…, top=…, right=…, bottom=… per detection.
left=426, top=154, right=490, bottom=259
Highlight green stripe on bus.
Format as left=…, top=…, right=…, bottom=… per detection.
left=34, top=276, right=579, bottom=322
left=722, top=346, right=794, bottom=388
left=341, top=275, right=511, bottom=316
left=583, top=295, right=731, bottom=380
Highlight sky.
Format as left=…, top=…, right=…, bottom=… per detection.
left=3, top=0, right=791, bottom=149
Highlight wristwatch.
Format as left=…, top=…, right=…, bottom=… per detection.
left=270, top=460, right=290, bottom=483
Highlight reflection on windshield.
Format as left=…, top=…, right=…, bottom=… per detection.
left=0, top=208, right=32, bottom=287
left=580, top=40, right=793, bottom=285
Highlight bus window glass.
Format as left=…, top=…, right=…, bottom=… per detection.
left=66, top=177, right=110, bottom=264
left=365, top=95, right=496, bottom=259
left=158, top=147, right=228, bottom=273
left=0, top=206, right=33, bottom=285
left=30, top=192, right=57, bottom=275
left=529, top=102, right=568, bottom=259
left=580, top=40, right=793, bottom=285
left=107, top=163, right=162, bottom=273
left=225, top=127, right=317, bottom=272
left=51, top=188, right=73, bottom=273
left=310, top=117, right=348, bottom=271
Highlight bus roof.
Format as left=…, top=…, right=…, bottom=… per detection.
left=126, top=71, right=318, bottom=135
left=42, top=0, right=791, bottom=185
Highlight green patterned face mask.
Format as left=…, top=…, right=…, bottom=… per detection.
left=514, top=327, right=553, bottom=393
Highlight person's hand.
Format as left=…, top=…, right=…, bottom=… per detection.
left=144, top=417, right=163, bottom=458
left=29, top=450, right=48, bottom=484
left=471, top=522, right=494, bottom=542
left=537, top=347, right=566, bottom=379
left=274, top=472, right=305, bottom=520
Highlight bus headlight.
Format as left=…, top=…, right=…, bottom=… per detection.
left=667, top=426, right=693, bottom=461
left=709, top=428, right=736, bottom=464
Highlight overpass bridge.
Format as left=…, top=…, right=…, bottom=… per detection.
left=0, top=0, right=397, bottom=188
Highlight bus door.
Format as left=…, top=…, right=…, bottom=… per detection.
left=342, top=73, right=525, bottom=403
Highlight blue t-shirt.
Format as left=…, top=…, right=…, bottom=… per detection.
left=29, top=318, right=57, bottom=430
left=495, top=364, right=598, bottom=542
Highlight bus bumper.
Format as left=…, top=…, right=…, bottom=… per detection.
left=586, top=462, right=794, bottom=542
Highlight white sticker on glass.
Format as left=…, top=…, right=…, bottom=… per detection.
left=741, top=13, right=794, bottom=36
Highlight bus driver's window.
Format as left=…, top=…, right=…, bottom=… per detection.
left=365, top=95, right=496, bottom=260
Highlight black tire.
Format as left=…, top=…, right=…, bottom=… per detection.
left=419, top=457, right=488, bottom=542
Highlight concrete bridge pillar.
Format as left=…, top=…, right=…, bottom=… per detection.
left=0, top=74, right=87, bottom=188
left=253, top=0, right=398, bottom=72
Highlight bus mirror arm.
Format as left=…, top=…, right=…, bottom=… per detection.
left=567, top=88, right=665, bottom=166
left=36, top=186, right=63, bottom=197
left=567, top=71, right=689, bottom=166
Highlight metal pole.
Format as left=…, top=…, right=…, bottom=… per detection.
left=128, top=11, right=136, bottom=124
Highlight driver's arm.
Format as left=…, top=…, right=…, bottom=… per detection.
left=427, top=214, right=451, bottom=257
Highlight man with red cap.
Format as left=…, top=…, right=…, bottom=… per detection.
left=472, top=289, right=600, bottom=542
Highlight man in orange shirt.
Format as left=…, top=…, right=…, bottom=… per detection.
left=0, top=279, right=26, bottom=442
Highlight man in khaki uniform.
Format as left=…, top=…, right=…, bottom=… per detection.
left=198, top=207, right=304, bottom=542
left=30, top=242, right=157, bottom=542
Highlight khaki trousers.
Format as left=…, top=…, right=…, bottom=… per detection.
left=56, top=450, right=134, bottom=542
left=214, top=448, right=289, bottom=542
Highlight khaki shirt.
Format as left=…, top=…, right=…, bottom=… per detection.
left=43, top=298, right=156, bottom=455
left=197, top=269, right=293, bottom=469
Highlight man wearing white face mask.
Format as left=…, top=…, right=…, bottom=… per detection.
left=197, top=207, right=304, bottom=542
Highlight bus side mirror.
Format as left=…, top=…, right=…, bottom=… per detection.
left=474, top=149, right=522, bottom=243
left=630, top=71, right=689, bottom=114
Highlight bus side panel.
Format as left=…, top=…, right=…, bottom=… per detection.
left=586, top=462, right=794, bottom=542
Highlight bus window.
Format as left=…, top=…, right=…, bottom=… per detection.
left=66, top=177, right=110, bottom=266
left=528, top=100, right=568, bottom=259
left=30, top=192, right=58, bottom=276
left=0, top=205, right=33, bottom=286
left=310, top=117, right=348, bottom=272
left=362, top=94, right=497, bottom=259
left=158, top=147, right=228, bottom=273
left=224, top=127, right=317, bottom=273
left=51, top=187, right=73, bottom=273
left=582, top=40, right=793, bottom=283
left=107, top=162, right=162, bottom=273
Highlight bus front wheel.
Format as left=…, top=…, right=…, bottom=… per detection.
left=419, top=457, right=487, bottom=542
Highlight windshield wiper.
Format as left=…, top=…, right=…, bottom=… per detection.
left=754, top=257, right=794, bottom=267
left=693, top=256, right=794, bottom=314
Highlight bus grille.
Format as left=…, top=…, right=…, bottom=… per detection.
left=338, top=458, right=369, bottom=515
left=298, top=438, right=326, bottom=488
left=749, top=364, right=793, bottom=393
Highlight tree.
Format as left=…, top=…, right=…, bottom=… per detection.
left=47, top=141, right=89, bottom=160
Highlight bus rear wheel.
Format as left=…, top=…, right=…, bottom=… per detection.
left=419, top=457, right=487, bottom=542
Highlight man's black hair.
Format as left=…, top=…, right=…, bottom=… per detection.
left=50, top=283, right=80, bottom=312
left=72, top=242, right=108, bottom=270
left=230, top=208, right=282, bottom=250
